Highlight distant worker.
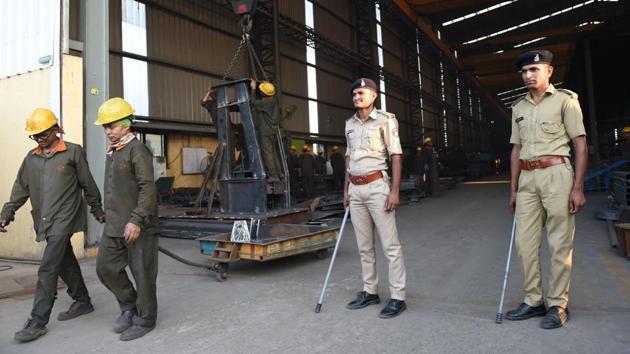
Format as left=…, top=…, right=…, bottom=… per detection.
left=314, top=150, right=326, bottom=175
left=344, top=78, right=407, bottom=318
left=423, top=137, right=437, bottom=196
left=330, top=145, right=345, bottom=190
left=507, top=50, right=587, bottom=329
left=1, top=108, right=105, bottom=342
left=298, top=145, right=314, bottom=198
left=94, top=98, right=160, bottom=341
left=250, top=80, right=282, bottom=179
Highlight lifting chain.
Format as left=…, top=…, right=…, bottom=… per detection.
left=222, top=13, right=269, bottom=83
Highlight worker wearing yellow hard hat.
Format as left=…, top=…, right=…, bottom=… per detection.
left=249, top=79, right=282, bottom=178
left=25, top=108, right=59, bottom=136
left=2, top=108, right=105, bottom=342
left=258, top=81, right=276, bottom=97
left=94, top=97, right=135, bottom=126
left=95, top=97, right=160, bottom=341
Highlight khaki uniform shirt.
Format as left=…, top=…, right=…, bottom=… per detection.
left=1, top=140, right=104, bottom=241
left=104, top=138, right=159, bottom=237
left=510, top=84, right=586, bottom=160
left=345, top=109, right=402, bottom=176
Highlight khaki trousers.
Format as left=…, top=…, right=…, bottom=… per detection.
left=515, top=162, right=575, bottom=308
left=349, top=177, right=406, bottom=300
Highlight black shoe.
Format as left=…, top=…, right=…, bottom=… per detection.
left=505, top=303, right=546, bottom=321
left=346, top=291, right=380, bottom=310
left=379, top=299, right=407, bottom=319
left=14, top=319, right=47, bottom=342
left=541, top=306, right=569, bottom=329
left=57, top=301, right=94, bottom=321
left=113, top=310, right=137, bottom=334
left=120, top=324, right=155, bottom=341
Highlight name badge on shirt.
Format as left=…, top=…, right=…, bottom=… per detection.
left=515, top=117, right=524, bottom=123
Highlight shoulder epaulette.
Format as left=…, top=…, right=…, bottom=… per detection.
left=557, top=88, right=578, bottom=99
left=510, top=94, right=527, bottom=108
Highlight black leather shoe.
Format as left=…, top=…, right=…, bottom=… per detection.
left=57, top=301, right=94, bottom=321
left=346, top=291, right=380, bottom=310
left=505, top=303, right=546, bottom=321
left=113, top=310, right=137, bottom=334
left=14, top=319, right=47, bottom=342
left=120, top=324, right=155, bottom=341
left=541, top=306, right=569, bottom=329
left=379, top=299, right=406, bottom=319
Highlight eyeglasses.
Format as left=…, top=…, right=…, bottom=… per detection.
left=29, top=128, right=56, bottom=141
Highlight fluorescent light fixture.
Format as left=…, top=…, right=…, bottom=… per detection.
left=463, top=0, right=598, bottom=45
left=578, top=20, right=603, bottom=27
left=443, top=1, right=518, bottom=27
left=513, top=36, right=546, bottom=48
left=494, top=50, right=504, bottom=54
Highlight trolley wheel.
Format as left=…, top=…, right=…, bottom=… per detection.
left=316, top=249, right=329, bottom=260
left=215, top=262, right=229, bottom=282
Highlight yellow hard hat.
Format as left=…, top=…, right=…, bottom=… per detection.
left=423, top=137, right=432, bottom=144
left=25, top=108, right=58, bottom=135
left=302, top=145, right=310, bottom=152
left=259, top=82, right=276, bottom=97
left=416, top=146, right=422, bottom=152
left=290, top=146, right=296, bottom=151
left=623, top=126, right=630, bottom=133
left=95, top=97, right=135, bottom=125
left=332, top=145, right=339, bottom=151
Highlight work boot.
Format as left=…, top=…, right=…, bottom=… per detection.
left=541, top=306, right=570, bottom=329
left=14, top=319, right=47, bottom=342
left=379, top=299, right=407, bottom=319
left=346, top=291, right=380, bottom=310
left=505, top=303, right=546, bottom=321
left=113, top=310, right=136, bottom=334
left=57, top=301, right=94, bottom=321
left=120, top=324, right=155, bottom=341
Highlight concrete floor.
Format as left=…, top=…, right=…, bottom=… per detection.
left=1, top=181, right=629, bottom=353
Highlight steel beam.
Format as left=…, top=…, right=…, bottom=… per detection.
left=82, top=0, right=108, bottom=245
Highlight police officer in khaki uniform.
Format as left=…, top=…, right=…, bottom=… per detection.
left=344, top=78, right=407, bottom=318
left=94, top=98, right=160, bottom=341
left=506, top=50, right=588, bottom=329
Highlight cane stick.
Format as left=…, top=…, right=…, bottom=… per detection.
left=496, top=216, right=517, bottom=324
left=315, top=207, right=350, bottom=313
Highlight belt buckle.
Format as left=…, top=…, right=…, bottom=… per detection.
left=356, top=177, right=364, bottom=184
left=531, top=160, right=540, bottom=169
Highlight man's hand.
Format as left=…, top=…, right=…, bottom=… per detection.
left=0, top=219, right=8, bottom=232
left=385, top=191, right=399, bottom=212
left=96, top=215, right=106, bottom=224
left=569, top=189, right=586, bottom=214
left=508, top=191, right=517, bottom=214
left=123, top=223, right=141, bottom=243
left=250, top=79, right=257, bottom=91
left=201, top=88, right=215, bottom=104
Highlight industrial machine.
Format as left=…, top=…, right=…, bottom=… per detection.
left=159, top=0, right=340, bottom=281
